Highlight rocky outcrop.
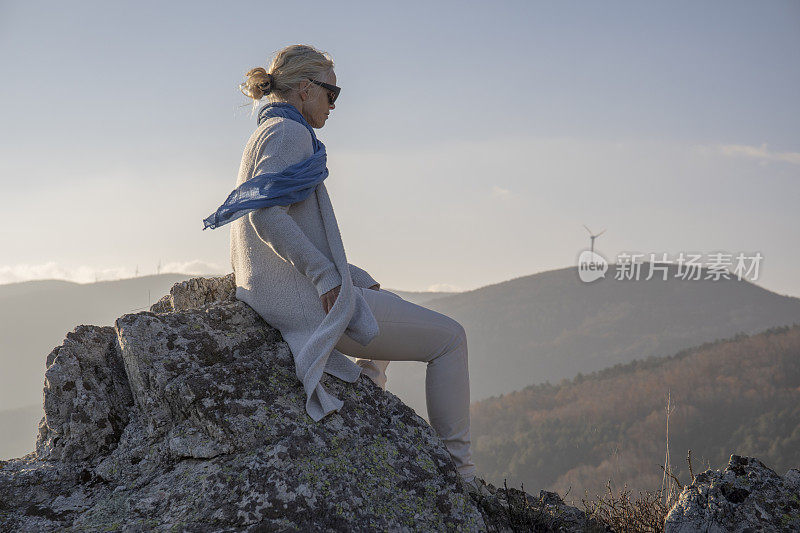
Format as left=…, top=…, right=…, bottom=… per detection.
left=665, top=455, right=800, bottom=532
left=0, top=275, right=604, bottom=532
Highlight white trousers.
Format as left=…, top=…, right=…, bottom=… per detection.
left=334, top=287, right=476, bottom=480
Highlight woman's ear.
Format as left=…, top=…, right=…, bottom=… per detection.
left=298, top=81, right=311, bottom=102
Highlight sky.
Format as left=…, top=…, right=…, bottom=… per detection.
left=1, top=0, right=799, bottom=295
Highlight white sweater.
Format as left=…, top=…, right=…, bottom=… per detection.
left=230, top=115, right=380, bottom=421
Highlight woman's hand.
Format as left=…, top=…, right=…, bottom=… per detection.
left=321, top=285, right=341, bottom=314
left=321, top=283, right=380, bottom=314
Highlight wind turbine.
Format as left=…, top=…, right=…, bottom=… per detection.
left=583, top=225, right=606, bottom=254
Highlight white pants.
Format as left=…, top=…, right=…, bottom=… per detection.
left=334, top=287, right=476, bottom=480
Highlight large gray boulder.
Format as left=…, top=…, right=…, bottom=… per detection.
left=0, top=275, right=603, bottom=532
left=665, top=455, right=800, bottom=532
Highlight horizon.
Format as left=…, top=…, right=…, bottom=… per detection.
left=1, top=261, right=793, bottom=300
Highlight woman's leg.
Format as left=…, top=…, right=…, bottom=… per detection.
left=352, top=289, right=404, bottom=391
left=335, top=288, right=476, bottom=480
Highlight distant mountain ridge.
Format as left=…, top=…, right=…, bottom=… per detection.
left=4, top=265, right=800, bottom=459
left=383, top=288, right=459, bottom=305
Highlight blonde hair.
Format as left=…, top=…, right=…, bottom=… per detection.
left=240, top=44, right=334, bottom=104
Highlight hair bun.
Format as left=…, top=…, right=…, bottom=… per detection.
left=257, top=72, right=275, bottom=95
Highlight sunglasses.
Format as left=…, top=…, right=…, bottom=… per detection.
left=308, top=79, right=340, bottom=105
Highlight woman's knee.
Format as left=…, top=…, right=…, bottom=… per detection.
left=453, top=321, right=467, bottom=352
left=440, top=317, right=467, bottom=355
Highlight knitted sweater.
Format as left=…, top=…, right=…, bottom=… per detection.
left=230, top=115, right=380, bottom=421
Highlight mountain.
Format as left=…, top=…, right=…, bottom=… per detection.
left=382, top=288, right=458, bottom=305
left=0, top=276, right=601, bottom=532
left=5, top=264, right=800, bottom=460
left=469, top=324, right=800, bottom=500
left=383, top=263, right=800, bottom=419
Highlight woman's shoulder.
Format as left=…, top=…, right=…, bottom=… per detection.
left=246, top=116, right=314, bottom=166
left=255, top=116, right=313, bottom=147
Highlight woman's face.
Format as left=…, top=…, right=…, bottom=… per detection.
left=302, top=69, right=336, bottom=128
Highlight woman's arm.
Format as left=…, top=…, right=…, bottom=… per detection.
left=246, top=119, right=341, bottom=297
left=249, top=206, right=341, bottom=297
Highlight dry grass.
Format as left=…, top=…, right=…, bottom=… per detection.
left=581, top=481, right=670, bottom=533
left=578, top=394, right=697, bottom=532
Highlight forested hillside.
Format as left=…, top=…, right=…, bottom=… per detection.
left=471, top=324, right=800, bottom=500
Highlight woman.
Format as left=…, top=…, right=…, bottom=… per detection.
left=204, top=44, right=482, bottom=489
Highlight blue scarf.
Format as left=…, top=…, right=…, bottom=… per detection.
left=202, top=101, right=327, bottom=230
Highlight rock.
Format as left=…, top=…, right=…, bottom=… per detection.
left=36, top=324, right=134, bottom=463
left=0, top=275, right=601, bottom=532
left=149, top=273, right=236, bottom=313
left=473, top=485, right=609, bottom=532
left=665, top=454, right=800, bottom=532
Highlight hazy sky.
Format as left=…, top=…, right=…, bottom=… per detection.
left=1, top=1, right=798, bottom=295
